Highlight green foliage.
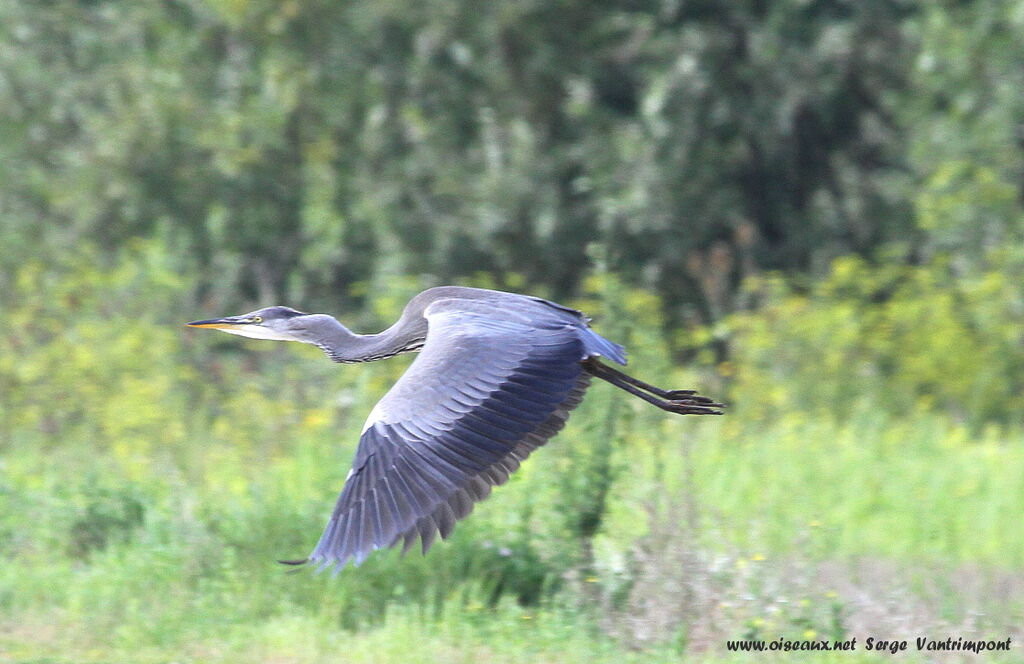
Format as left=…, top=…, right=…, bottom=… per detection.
left=720, top=253, right=1024, bottom=427
left=67, top=483, right=146, bottom=560
left=0, top=0, right=923, bottom=318
left=906, top=1, right=1024, bottom=262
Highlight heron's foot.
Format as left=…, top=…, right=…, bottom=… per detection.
left=664, top=392, right=725, bottom=415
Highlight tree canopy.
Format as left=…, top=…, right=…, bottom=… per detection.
left=12, top=1, right=1013, bottom=318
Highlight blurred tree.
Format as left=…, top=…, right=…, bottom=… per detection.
left=1, top=0, right=922, bottom=324
left=905, top=1, right=1024, bottom=263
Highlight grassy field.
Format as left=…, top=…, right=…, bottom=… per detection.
left=2, top=375, right=1022, bottom=663
left=1, top=265, right=1021, bottom=662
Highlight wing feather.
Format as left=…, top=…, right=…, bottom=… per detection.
left=346, top=502, right=364, bottom=563
left=306, top=300, right=613, bottom=569
left=436, top=501, right=457, bottom=540
left=417, top=516, right=437, bottom=553
left=401, top=525, right=418, bottom=554
left=382, top=477, right=413, bottom=526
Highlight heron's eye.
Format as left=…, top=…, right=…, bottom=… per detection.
left=252, top=316, right=263, bottom=324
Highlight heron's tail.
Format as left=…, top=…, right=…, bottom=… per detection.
left=580, top=328, right=627, bottom=365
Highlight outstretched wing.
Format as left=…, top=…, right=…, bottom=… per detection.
left=306, top=298, right=598, bottom=570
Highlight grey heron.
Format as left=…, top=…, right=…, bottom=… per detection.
left=187, top=286, right=722, bottom=570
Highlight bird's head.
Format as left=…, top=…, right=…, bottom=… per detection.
left=187, top=306, right=333, bottom=343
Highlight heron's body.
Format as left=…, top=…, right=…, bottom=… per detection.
left=188, top=286, right=721, bottom=570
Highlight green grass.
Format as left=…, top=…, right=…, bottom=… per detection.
left=1, top=262, right=1021, bottom=662
left=2, top=382, right=1022, bottom=663
left=686, top=411, right=1024, bottom=564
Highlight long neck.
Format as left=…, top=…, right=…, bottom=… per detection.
left=309, top=314, right=427, bottom=363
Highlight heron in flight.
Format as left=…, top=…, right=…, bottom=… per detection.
left=188, top=286, right=722, bottom=570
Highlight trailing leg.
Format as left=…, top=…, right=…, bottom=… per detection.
left=583, top=358, right=724, bottom=415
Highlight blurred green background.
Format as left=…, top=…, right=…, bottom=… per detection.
left=2, top=1, right=1024, bottom=662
